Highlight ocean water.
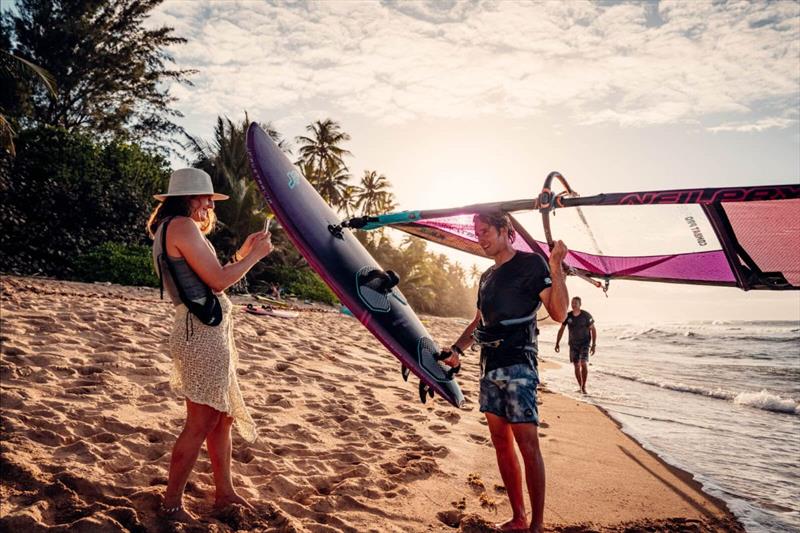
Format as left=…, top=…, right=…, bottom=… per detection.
left=537, top=320, right=800, bottom=533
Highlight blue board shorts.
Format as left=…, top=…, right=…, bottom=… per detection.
left=479, top=363, right=539, bottom=425
left=569, top=343, right=590, bottom=363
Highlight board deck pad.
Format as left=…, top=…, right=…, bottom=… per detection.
left=246, top=123, right=464, bottom=407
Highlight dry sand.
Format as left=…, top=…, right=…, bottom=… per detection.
left=0, top=276, right=742, bottom=532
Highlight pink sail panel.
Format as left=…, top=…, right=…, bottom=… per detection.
left=403, top=216, right=736, bottom=284
left=563, top=248, right=736, bottom=283
left=723, top=198, right=800, bottom=286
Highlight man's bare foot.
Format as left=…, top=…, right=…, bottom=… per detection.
left=581, top=388, right=587, bottom=394
left=214, top=492, right=254, bottom=510
left=495, top=517, right=529, bottom=531
left=529, top=522, right=544, bottom=533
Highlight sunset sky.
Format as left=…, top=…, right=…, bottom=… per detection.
left=147, top=0, right=800, bottom=321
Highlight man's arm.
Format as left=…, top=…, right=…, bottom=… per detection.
left=590, top=324, right=597, bottom=355
left=441, top=310, right=481, bottom=367
left=555, top=323, right=566, bottom=353
left=540, top=240, right=569, bottom=323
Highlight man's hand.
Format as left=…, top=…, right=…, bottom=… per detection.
left=440, top=349, right=460, bottom=368
left=590, top=345, right=596, bottom=355
left=549, top=239, right=568, bottom=269
left=554, top=344, right=560, bottom=353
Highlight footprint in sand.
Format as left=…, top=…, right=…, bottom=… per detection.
left=468, top=433, right=490, bottom=445
left=435, top=409, right=462, bottom=424
left=233, top=447, right=256, bottom=464
left=26, top=428, right=65, bottom=447
left=428, top=423, right=450, bottom=435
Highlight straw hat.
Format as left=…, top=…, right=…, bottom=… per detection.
left=153, top=168, right=229, bottom=201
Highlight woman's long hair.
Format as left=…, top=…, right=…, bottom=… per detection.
left=146, top=196, right=217, bottom=239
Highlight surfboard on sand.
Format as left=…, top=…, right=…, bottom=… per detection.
left=246, top=123, right=464, bottom=408
left=254, top=294, right=291, bottom=308
left=244, top=304, right=300, bottom=319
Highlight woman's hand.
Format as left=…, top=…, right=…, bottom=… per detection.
left=249, top=232, right=273, bottom=260
left=236, top=231, right=269, bottom=260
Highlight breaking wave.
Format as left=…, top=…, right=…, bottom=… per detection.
left=598, top=370, right=800, bottom=415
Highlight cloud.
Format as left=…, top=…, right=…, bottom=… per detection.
left=707, top=116, right=797, bottom=133
left=147, top=0, right=799, bottom=131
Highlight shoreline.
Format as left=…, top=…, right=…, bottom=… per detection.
left=537, top=358, right=738, bottom=522
left=1, top=275, right=743, bottom=531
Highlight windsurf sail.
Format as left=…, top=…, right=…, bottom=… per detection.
left=332, top=177, right=800, bottom=292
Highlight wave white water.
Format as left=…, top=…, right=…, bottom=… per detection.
left=597, top=369, right=800, bottom=415
left=615, top=327, right=800, bottom=344
left=733, top=390, right=800, bottom=415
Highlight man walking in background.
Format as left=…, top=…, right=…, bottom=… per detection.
left=555, top=296, right=596, bottom=394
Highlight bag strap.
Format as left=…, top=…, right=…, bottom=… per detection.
left=159, top=217, right=196, bottom=307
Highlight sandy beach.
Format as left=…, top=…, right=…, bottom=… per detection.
left=0, top=276, right=743, bottom=532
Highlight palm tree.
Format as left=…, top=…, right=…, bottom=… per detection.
left=315, top=160, right=353, bottom=209
left=340, top=184, right=362, bottom=218
left=356, top=170, right=396, bottom=217
left=0, top=50, right=57, bottom=156
left=394, top=236, right=437, bottom=311
left=184, top=113, right=287, bottom=255
left=295, top=119, right=353, bottom=210
left=469, top=264, right=483, bottom=287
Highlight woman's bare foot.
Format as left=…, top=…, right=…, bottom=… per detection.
left=159, top=501, right=196, bottom=523
left=214, top=492, right=254, bottom=510
left=495, top=517, right=529, bottom=531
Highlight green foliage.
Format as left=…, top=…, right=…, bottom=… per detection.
left=0, top=125, right=170, bottom=275
left=269, top=117, right=476, bottom=315
left=356, top=170, right=395, bottom=216
left=185, top=114, right=284, bottom=261
left=295, top=119, right=353, bottom=212
left=255, top=265, right=338, bottom=306
left=360, top=233, right=478, bottom=318
left=71, top=242, right=158, bottom=287
left=3, top=0, right=193, bottom=148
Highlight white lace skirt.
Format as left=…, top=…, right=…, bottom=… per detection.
left=169, top=293, right=257, bottom=442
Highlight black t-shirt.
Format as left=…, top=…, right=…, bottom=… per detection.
left=563, top=310, right=594, bottom=346
left=477, top=252, right=552, bottom=372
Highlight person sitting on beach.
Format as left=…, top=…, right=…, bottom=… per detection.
left=267, top=282, right=281, bottom=299
left=440, top=212, right=569, bottom=533
left=147, top=168, right=273, bottom=521
left=554, top=296, right=596, bottom=394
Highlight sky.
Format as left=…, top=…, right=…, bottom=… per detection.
left=145, top=0, right=800, bottom=322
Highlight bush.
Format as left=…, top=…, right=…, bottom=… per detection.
left=71, top=242, right=159, bottom=287
left=0, top=126, right=169, bottom=276
left=253, top=265, right=338, bottom=305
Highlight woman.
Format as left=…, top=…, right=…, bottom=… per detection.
left=147, top=168, right=273, bottom=520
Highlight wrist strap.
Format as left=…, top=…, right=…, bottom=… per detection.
left=450, top=344, right=464, bottom=356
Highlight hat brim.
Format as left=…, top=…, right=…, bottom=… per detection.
left=154, top=192, right=229, bottom=201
